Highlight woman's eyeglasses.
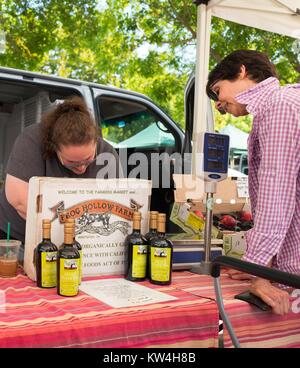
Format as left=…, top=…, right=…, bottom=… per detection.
left=58, top=146, right=97, bottom=170
left=207, top=89, right=219, bottom=102
left=207, top=84, right=226, bottom=115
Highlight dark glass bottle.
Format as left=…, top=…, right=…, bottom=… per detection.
left=67, top=218, right=82, bottom=285
left=144, top=211, right=158, bottom=243
left=145, top=211, right=158, bottom=278
left=57, top=223, right=80, bottom=297
left=125, top=211, right=148, bottom=281
left=36, top=219, right=58, bottom=288
left=149, top=213, right=173, bottom=285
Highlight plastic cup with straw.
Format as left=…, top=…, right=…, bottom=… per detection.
left=0, top=223, right=21, bottom=277
left=6, top=222, right=10, bottom=258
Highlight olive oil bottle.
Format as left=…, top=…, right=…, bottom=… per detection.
left=125, top=211, right=148, bottom=281
left=144, top=211, right=158, bottom=243
left=149, top=213, right=173, bottom=285
left=57, top=222, right=80, bottom=297
left=36, top=219, right=58, bottom=288
left=66, top=218, right=82, bottom=285
left=145, top=211, right=158, bottom=278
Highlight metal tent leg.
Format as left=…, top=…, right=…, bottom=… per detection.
left=214, top=277, right=241, bottom=348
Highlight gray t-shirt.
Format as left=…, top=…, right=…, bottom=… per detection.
left=0, top=124, right=122, bottom=242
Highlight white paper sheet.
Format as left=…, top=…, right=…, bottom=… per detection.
left=79, top=278, right=177, bottom=308
left=236, top=177, right=249, bottom=198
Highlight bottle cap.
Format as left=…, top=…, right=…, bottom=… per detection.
left=158, top=213, right=166, bottom=221
left=42, top=219, right=51, bottom=228
left=64, top=226, right=73, bottom=234
left=64, top=222, right=74, bottom=230
left=149, top=211, right=158, bottom=229
left=133, top=211, right=141, bottom=219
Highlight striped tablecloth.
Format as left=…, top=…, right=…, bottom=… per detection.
left=173, top=272, right=300, bottom=348
left=0, top=271, right=219, bottom=348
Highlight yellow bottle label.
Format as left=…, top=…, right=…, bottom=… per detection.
left=150, top=247, right=171, bottom=282
left=78, top=250, right=82, bottom=284
left=59, top=258, right=79, bottom=296
left=41, top=252, right=57, bottom=287
left=132, top=245, right=147, bottom=278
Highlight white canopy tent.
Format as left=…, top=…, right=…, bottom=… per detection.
left=192, top=0, right=300, bottom=174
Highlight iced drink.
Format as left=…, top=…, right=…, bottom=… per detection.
left=0, top=240, right=21, bottom=277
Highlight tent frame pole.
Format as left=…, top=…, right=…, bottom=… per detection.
left=192, top=1, right=212, bottom=176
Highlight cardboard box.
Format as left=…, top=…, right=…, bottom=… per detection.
left=173, top=170, right=249, bottom=214
left=169, top=202, right=205, bottom=236
left=25, top=177, right=152, bottom=281
left=222, top=231, right=246, bottom=259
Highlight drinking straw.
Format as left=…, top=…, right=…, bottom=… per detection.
left=6, top=222, right=10, bottom=258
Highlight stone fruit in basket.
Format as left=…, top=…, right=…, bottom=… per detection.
left=220, top=215, right=237, bottom=229
left=193, top=210, right=205, bottom=219
left=237, top=211, right=253, bottom=223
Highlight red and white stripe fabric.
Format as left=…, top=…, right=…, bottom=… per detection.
left=0, top=272, right=219, bottom=348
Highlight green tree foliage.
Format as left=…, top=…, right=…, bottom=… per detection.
left=0, top=0, right=299, bottom=132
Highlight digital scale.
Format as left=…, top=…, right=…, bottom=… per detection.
left=191, top=132, right=230, bottom=275
left=202, top=132, right=229, bottom=182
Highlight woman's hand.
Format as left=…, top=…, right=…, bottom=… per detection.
left=249, top=278, right=290, bottom=315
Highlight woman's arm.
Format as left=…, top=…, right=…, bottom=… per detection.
left=5, top=174, right=29, bottom=220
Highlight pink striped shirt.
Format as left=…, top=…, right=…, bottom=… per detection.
left=235, top=77, right=300, bottom=274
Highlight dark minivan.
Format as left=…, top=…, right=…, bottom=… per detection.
left=0, top=67, right=213, bottom=229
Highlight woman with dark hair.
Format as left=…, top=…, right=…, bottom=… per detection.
left=206, top=50, right=300, bottom=315
left=0, top=96, right=122, bottom=244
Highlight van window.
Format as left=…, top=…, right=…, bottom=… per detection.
left=0, top=80, right=80, bottom=187
left=97, top=96, right=176, bottom=149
